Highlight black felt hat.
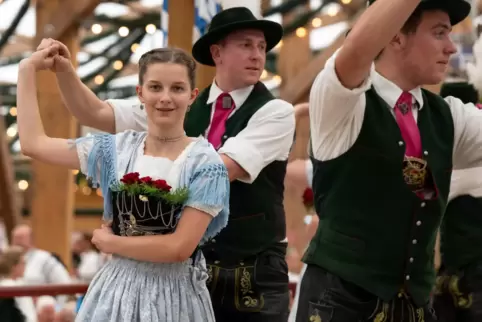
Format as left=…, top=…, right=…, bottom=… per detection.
left=367, top=0, right=470, bottom=25
left=192, top=7, right=283, bottom=66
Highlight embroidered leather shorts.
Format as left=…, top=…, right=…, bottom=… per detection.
left=203, top=245, right=290, bottom=322
left=295, top=264, right=436, bottom=322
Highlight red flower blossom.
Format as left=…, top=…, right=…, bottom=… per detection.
left=303, top=188, right=314, bottom=207
left=120, top=172, right=140, bottom=184
left=140, top=176, right=153, bottom=185
left=152, top=179, right=172, bottom=192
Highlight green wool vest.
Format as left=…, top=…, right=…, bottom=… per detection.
left=441, top=195, right=482, bottom=270
left=184, top=82, right=287, bottom=259
left=305, top=88, right=454, bottom=306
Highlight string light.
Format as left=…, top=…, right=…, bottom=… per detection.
left=9, top=107, right=17, bottom=116
left=82, top=186, right=92, bottom=195
left=113, top=60, right=123, bottom=70
left=272, top=75, right=282, bottom=85
left=131, top=43, right=140, bottom=53
left=6, top=126, right=17, bottom=137
left=275, top=40, right=283, bottom=49
left=296, top=27, right=307, bottom=38
left=341, top=0, right=352, bottom=4
left=91, top=24, right=102, bottom=34
left=145, top=24, right=156, bottom=34
left=96, top=189, right=103, bottom=197
left=94, top=75, right=104, bottom=85
left=327, top=6, right=339, bottom=16
left=72, top=169, right=79, bottom=175
left=312, top=18, right=322, bottom=28
left=18, top=180, right=28, bottom=190
left=261, top=70, right=268, bottom=79
left=118, top=26, right=129, bottom=37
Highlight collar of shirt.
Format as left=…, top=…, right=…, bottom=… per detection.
left=207, top=81, right=254, bottom=111
left=371, top=69, right=424, bottom=109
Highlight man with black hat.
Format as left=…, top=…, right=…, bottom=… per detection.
left=36, top=6, right=294, bottom=322
left=297, top=0, right=481, bottom=320
left=432, top=82, right=482, bottom=322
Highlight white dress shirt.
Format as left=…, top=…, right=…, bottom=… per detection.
left=76, top=251, right=106, bottom=283
left=23, top=249, right=71, bottom=286
left=108, top=81, right=295, bottom=183
left=305, top=159, right=313, bottom=188
left=310, top=49, right=482, bottom=171
left=23, top=249, right=72, bottom=306
left=449, top=167, right=482, bottom=201
left=0, top=278, right=37, bottom=322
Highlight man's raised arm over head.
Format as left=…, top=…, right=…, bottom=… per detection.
left=336, top=0, right=422, bottom=89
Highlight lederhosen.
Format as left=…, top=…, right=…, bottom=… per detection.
left=184, top=82, right=290, bottom=322
left=433, top=195, right=482, bottom=322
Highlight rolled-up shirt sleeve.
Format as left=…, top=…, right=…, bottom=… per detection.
left=106, top=99, right=148, bottom=133
left=447, top=96, right=482, bottom=170
left=310, top=48, right=372, bottom=161
left=218, top=99, right=295, bottom=183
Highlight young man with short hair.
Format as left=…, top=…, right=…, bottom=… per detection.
left=298, top=0, right=480, bottom=320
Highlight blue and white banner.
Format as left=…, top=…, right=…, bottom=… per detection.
left=161, top=0, right=222, bottom=46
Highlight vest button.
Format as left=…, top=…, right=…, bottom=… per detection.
left=214, top=260, right=220, bottom=264
left=416, top=220, right=421, bottom=226
left=211, top=239, right=216, bottom=243
left=412, top=239, right=417, bottom=245
left=405, top=275, right=410, bottom=280
left=223, top=135, right=228, bottom=139
left=424, top=151, right=428, bottom=156
left=409, top=257, right=414, bottom=263
left=398, top=141, right=404, bottom=146
left=421, top=202, right=426, bottom=207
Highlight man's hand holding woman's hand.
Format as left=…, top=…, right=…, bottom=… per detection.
left=19, top=38, right=73, bottom=72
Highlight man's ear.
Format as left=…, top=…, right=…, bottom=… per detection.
left=210, top=44, right=221, bottom=65
left=389, top=33, right=406, bottom=51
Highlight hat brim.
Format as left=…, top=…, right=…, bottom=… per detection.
left=349, top=0, right=470, bottom=37
left=192, top=20, right=283, bottom=66
left=419, top=0, right=471, bottom=25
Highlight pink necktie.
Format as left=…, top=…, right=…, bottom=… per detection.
left=394, top=91, right=422, bottom=158
left=207, top=93, right=235, bottom=149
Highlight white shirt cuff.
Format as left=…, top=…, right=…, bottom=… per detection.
left=219, top=137, right=264, bottom=183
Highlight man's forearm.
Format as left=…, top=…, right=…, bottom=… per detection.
left=345, top=0, right=421, bottom=64
left=56, top=68, right=115, bottom=133
left=336, top=0, right=422, bottom=89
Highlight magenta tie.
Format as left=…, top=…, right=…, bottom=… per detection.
left=394, top=91, right=422, bottom=158
left=207, top=93, right=235, bottom=149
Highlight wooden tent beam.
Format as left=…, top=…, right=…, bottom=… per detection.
left=280, top=31, right=346, bottom=103
left=31, top=0, right=95, bottom=270
left=279, top=1, right=366, bottom=103
left=167, top=0, right=215, bottom=89
left=0, top=119, right=20, bottom=242
left=167, top=0, right=194, bottom=51
left=38, top=0, right=102, bottom=41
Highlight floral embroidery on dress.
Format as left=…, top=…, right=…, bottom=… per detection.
left=111, top=172, right=190, bottom=237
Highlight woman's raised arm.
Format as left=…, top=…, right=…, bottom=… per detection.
left=16, top=46, right=80, bottom=170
